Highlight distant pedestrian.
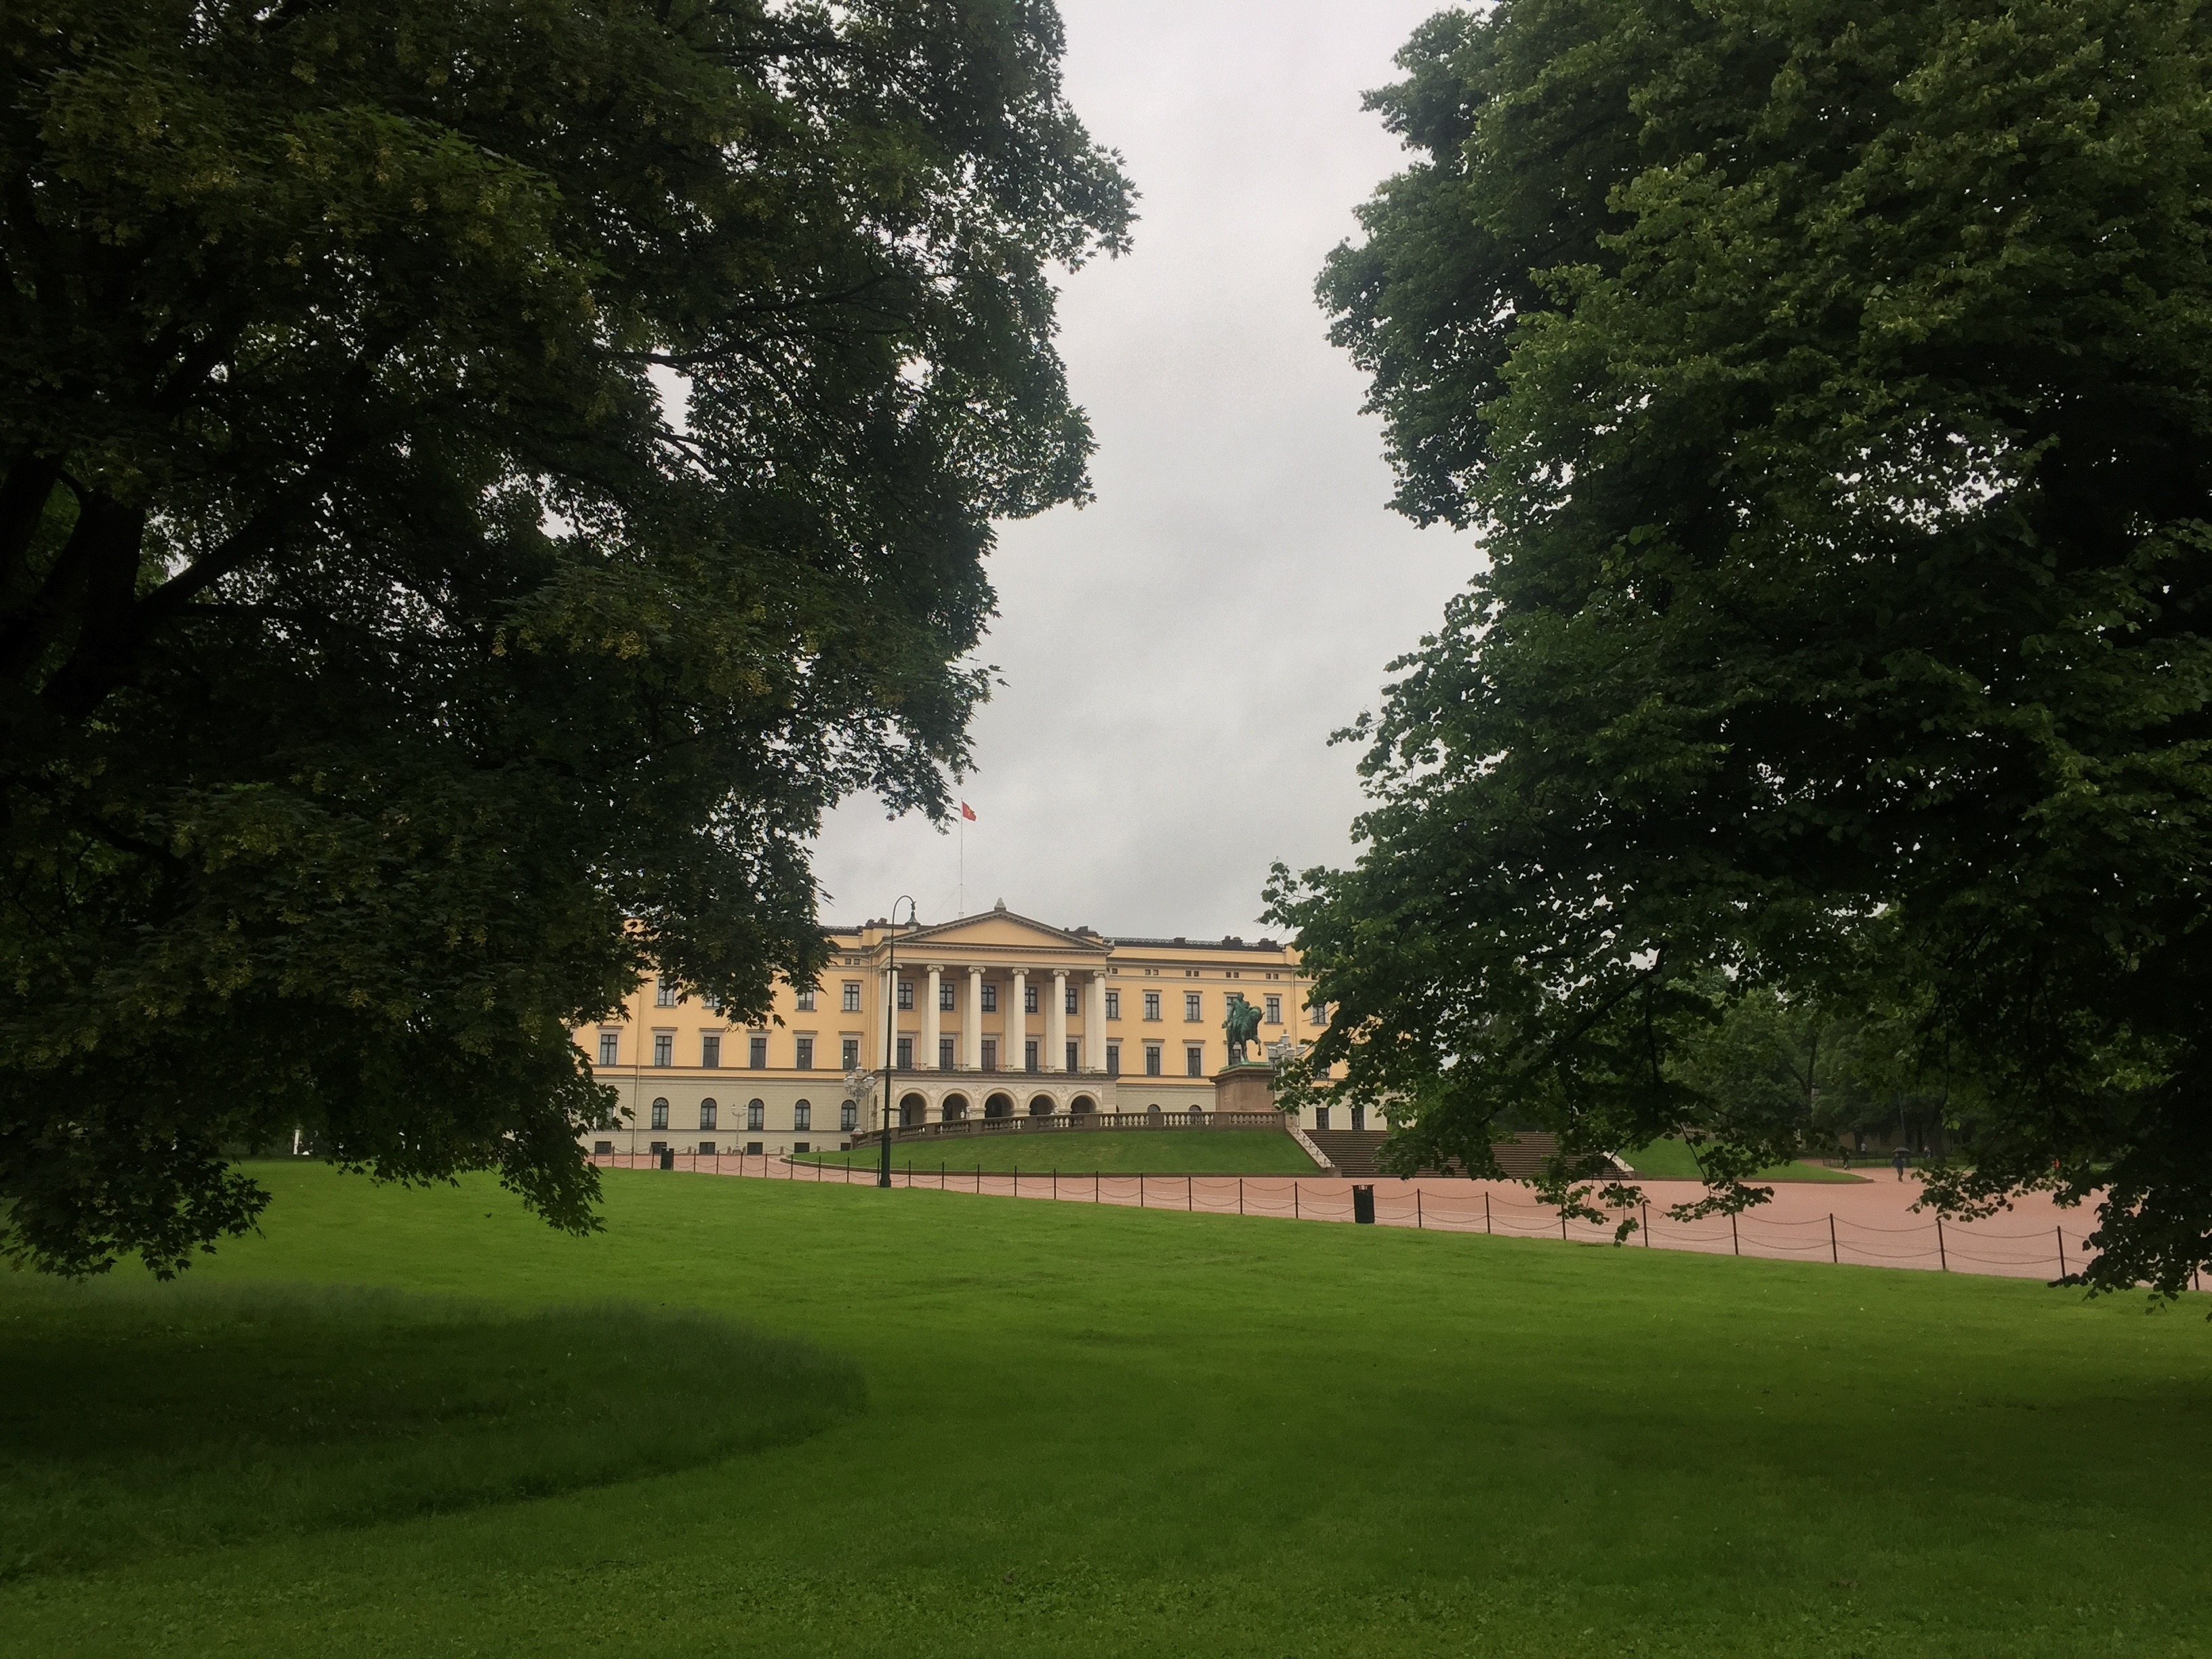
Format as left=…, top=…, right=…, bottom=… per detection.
left=1893, top=1147, right=1908, bottom=1181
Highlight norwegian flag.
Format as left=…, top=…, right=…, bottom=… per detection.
left=960, top=802, right=977, bottom=821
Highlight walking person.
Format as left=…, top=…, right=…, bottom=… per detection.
left=1893, top=1146, right=1908, bottom=1182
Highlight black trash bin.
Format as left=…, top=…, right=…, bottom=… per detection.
left=1352, top=1184, right=1376, bottom=1225
left=659, top=1147, right=675, bottom=1170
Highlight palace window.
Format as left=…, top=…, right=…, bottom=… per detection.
left=703, top=993, right=722, bottom=1014
left=1308, top=998, right=1329, bottom=1026
left=1144, top=1044, right=1162, bottom=1076
left=746, top=1141, right=763, bottom=1155
left=898, top=981, right=914, bottom=1010
left=1024, top=1040, right=1038, bottom=1072
left=1106, top=990, right=1121, bottom=1020
left=1315, top=1105, right=1330, bottom=1131
left=1143, top=991, right=1160, bottom=1021
left=1065, top=984, right=1079, bottom=1015
left=652, top=1033, right=673, bottom=1067
left=981, top=1038, right=998, bottom=1071
left=594, top=1141, right=613, bottom=1156
left=749, top=1036, right=769, bottom=1069
left=896, top=1038, right=914, bottom=1069
left=598, top=1032, right=619, bottom=1066
left=699, top=1099, right=718, bottom=1130
left=698, top=1141, right=716, bottom=1155
left=1187, top=1045, right=1204, bottom=1077
left=701, top=1033, right=720, bottom=1068
left=1265, top=995, right=1282, bottom=1024
left=1107, top=1042, right=1121, bottom=1076
left=940, top=981, right=956, bottom=1012
left=655, top=975, right=678, bottom=1008
left=842, top=1038, right=860, bottom=1070
left=1185, top=993, right=1202, bottom=1021
left=795, top=1037, right=814, bottom=1069
left=649, top=1141, right=667, bottom=1154
left=795, top=989, right=816, bottom=1012
left=939, top=1036, right=955, bottom=1070
left=840, top=1100, right=858, bottom=1131
left=1067, top=1041, right=1080, bottom=1071
left=981, top=984, right=998, bottom=1013
left=747, top=1099, right=764, bottom=1131
left=651, top=1098, right=670, bottom=1130
left=794, top=1100, right=811, bottom=1131
left=1023, top=984, right=1038, bottom=1014
left=843, top=982, right=862, bottom=1012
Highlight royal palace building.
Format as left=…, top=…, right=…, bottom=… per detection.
left=577, top=901, right=1332, bottom=1158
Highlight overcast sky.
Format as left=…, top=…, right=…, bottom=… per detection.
left=811, top=0, right=1477, bottom=939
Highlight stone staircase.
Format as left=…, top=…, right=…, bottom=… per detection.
left=1304, top=1129, right=1596, bottom=1179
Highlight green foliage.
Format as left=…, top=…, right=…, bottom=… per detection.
left=1277, top=0, right=2212, bottom=1292
left=7, top=1164, right=2211, bottom=1656
left=0, top=1275, right=861, bottom=1581
left=0, top=0, right=1131, bottom=1273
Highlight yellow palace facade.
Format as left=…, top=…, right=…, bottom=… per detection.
left=578, top=902, right=1330, bottom=1158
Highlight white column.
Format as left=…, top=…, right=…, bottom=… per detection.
left=1010, top=969, right=1028, bottom=1076
left=923, top=964, right=942, bottom=1072
left=1047, top=969, right=1067, bottom=1072
left=878, top=966, right=895, bottom=1069
left=1086, top=972, right=1107, bottom=1071
left=964, top=966, right=983, bottom=1070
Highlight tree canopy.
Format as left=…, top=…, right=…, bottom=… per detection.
left=1, top=0, right=1130, bottom=1274
left=1277, top=0, right=2212, bottom=1293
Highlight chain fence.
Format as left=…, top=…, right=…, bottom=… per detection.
left=588, top=1151, right=2194, bottom=1287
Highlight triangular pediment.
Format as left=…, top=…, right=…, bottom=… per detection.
left=898, top=908, right=1105, bottom=957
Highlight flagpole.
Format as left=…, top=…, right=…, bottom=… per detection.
left=959, top=812, right=965, bottom=916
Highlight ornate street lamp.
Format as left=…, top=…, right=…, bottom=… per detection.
left=878, top=897, right=917, bottom=1188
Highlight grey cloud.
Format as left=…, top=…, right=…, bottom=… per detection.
left=813, top=0, right=1476, bottom=937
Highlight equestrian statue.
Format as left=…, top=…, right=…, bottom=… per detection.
left=1222, top=993, right=1265, bottom=1064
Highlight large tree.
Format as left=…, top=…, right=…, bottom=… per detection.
left=1277, top=0, right=2212, bottom=1293
left=1, top=0, right=1130, bottom=1274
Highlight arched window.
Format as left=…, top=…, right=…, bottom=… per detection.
left=699, top=1099, right=718, bottom=1131
left=794, top=1099, right=811, bottom=1131
left=840, top=1099, right=858, bottom=1131
left=650, top=1097, right=670, bottom=1130
left=747, top=1099, right=764, bottom=1131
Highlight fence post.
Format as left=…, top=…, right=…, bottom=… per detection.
left=1240, top=1177, right=1245, bottom=1216
left=1187, top=1174, right=1193, bottom=1212
left=1485, top=1193, right=1492, bottom=1234
left=1294, top=1181, right=1300, bottom=1221
left=1094, top=1170, right=1100, bottom=1203
left=1937, top=1214, right=1948, bottom=1271
left=1643, top=1200, right=1651, bottom=1246
left=1139, top=1173, right=1145, bottom=1209
left=1053, top=1168, right=1058, bottom=1200
left=2057, top=1227, right=2066, bottom=1277
left=1417, top=1190, right=1423, bottom=1230
left=1559, top=1209, right=1567, bottom=1242
left=1012, top=1168, right=1018, bottom=1198
left=1730, top=1212, right=1740, bottom=1256
left=1830, top=1213, right=1839, bottom=1264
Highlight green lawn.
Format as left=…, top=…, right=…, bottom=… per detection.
left=796, top=1127, right=1321, bottom=1174
left=4, top=1163, right=2209, bottom=1658
left=1623, top=1135, right=1868, bottom=1183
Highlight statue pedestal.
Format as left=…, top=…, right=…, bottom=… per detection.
left=1212, top=1062, right=1277, bottom=1116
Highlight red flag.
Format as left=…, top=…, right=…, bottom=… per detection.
left=960, top=802, right=977, bottom=821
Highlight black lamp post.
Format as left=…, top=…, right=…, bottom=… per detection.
left=880, top=895, right=916, bottom=1189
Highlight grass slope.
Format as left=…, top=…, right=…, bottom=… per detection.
left=4, top=1164, right=2209, bottom=1658
left=0, top=1282, right=860, bottom=1582
left=1624, top=1136, right=1867, bottom=1183
left=796, top=1128, right=1321, bottom=1174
